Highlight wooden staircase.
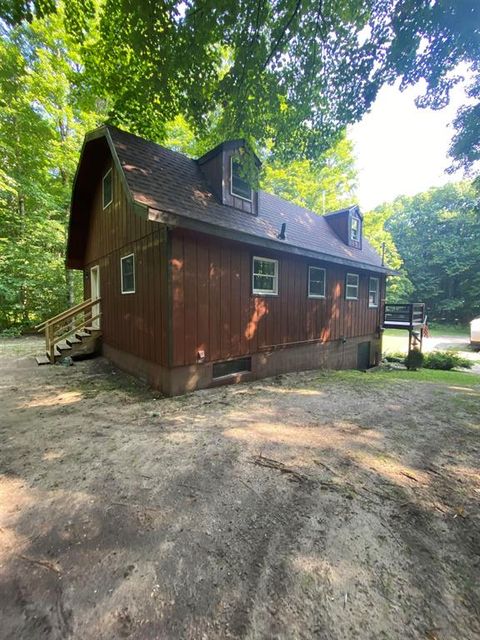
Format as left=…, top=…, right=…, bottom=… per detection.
left=35, top=297, right=102, bottom=365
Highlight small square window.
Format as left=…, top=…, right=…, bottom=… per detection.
left=308, top=266, right=326, bottom=298
left=369, top=277, right=379, bottom=308
left=252, top=257, right=278, bottom=295
left=346, top=273, right=359, bottom=300
left=231, top=157, right=253, bottom=201
left=103, top=168, right=113, bottom=209
left=121, top=254, right=135, bottom=294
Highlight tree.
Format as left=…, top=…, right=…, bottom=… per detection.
left=262, top=134, right=357, bottom=212
left=2, top=0, right=477, bottom=168
left=0, top=4, right=104, bottom=330
left=382, top=182, right=480, bottom=322
left=363, top=206, right=413, bottom=303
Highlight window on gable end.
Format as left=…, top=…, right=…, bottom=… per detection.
left=121, top=254, right=135, bottom=294
left=103, top=168, right=113, bottom=209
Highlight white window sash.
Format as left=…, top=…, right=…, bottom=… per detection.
left=230, top=156, right=253, bottom=202
left=345, top=273, right=359, bottom=300
left=252, top=257, right=278, bottom=295
left=102, top=168, right=113, bottom=209
left=369, top=277, right=379, bottom=308
left=121, top=253, right=135, bottom=294
left=308, top=266, right=326, bottom=298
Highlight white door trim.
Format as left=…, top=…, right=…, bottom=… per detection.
left=90, top=265, right=100, bottom=329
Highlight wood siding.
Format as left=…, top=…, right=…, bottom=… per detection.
left=83, top=164, right=169, bottom=367
left=170, top=228, right=384, bottom=368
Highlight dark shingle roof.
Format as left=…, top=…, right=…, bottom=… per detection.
left=106, top=126, right=385, bottom=272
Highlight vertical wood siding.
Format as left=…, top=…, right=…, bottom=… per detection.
left=170, top=229, right=384, bottom=367
left=83, top=165, right=168, bottom=367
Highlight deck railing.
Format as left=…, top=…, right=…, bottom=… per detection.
left=35, top=297, right=101, bottom=362
left=384, top=303, right=425, bottom=327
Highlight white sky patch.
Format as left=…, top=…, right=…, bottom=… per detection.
left=350, top=78, right=471, bottom=211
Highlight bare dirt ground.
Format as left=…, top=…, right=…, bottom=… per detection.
left=1, top=337, right=479, bottom=640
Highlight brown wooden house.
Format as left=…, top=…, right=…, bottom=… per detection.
left=59, top=125, right=390, bottom=395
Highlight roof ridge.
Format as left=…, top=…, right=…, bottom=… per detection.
left=106, top=123, right=197, bottom=163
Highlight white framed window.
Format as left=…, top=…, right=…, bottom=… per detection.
left=230, top=156, right=253, bottom=202
left=350, top=216, right=360, bottom=241
left=369, top=277, right=379, bottom=308
left=102, top=168, right=113, bottom=209
left=308, top=266, right=326, bottom=298
left=345, top=273, right=359, bottom=300
left=252, top=256, right=278, bottom=295
left=121, top=253, right=135, bottom=294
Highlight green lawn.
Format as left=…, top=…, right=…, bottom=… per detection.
left=427, top=322, right=469, bottom=337
left=325, top=367, right=480, bottom=388
left=383, top=323, right=471, bottom=356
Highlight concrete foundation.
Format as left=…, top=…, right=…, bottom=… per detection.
left=103, top=334, right=382, bottom=396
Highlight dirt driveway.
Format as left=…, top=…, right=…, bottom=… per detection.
left=1, top=338, right=479, bottom=640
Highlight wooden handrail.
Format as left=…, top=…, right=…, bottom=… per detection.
left=53, top=313, right=102, bottom=345
left=36, top=297, right=101, bottom=330
left=37, top=297, right=102, bottom=362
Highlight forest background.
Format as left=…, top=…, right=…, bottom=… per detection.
left=0, top=1, right=478, bottom=332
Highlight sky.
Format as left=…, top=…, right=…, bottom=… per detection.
left=349, top=79, right=469, bottom=211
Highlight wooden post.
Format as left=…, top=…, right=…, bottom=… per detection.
left=45, top=321, right=49, bottom=355
left=48, top=322, right=55, bottom=363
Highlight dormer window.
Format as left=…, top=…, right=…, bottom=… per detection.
left=349, top=210, right=362, bottom=248
left=351, top=217, right=360, bottom=241
left=230, top=157, right=253, bottom=202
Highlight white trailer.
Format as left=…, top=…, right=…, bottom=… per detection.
left=471, top=317, right=480, bottom=350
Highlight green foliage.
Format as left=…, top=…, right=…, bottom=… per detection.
left=404, top=349, right=424, bottom=371
left=363, top=206, right=413, bottom=303
left=262, top=134, right=357, bottom=213
left=449, top=73, right=480, bottom=179
left=3, top=0, right=476, bottom=166
left=0, top=325, right=23, bottom=337
left=383, top=352, right=405, bottom=363
left=423, top=350, right=473, bottom=371
left=0, top=3, right=104, bottom=330
left=382, top=182, right=480, bottom=323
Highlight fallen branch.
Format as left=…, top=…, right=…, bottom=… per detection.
left=250, top=454, right=310, bottom=483
left=313, top=459, right=339, bottom=476
left=400, top=471, right=419, bottom=482
left=17, top=554, right=61, bottom=575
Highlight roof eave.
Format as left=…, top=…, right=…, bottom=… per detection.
left=146, top=205, right=392, bottom=275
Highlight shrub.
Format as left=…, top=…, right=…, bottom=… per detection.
left=423, top=351, right=473, bottom=370
left=384, top=351, right=406, bottom=363
left=404, top=349, right=424, bottom=370
left=0, top=326, right=23, bottom=338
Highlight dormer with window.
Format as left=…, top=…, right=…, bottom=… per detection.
left=198, top=140, right=260, bottom=215
left=324, top=205, right=363, bottom=249
left=349, top=209, right=362, bottom=249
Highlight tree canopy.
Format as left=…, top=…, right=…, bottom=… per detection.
left=372, top=182, right=480, bottom=322
left=1, top=0, right=478, bottom=168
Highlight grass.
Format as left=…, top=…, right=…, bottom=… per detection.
left=320, top=367, right=480, bottom=388
left=427, top=322, right=469, bottom=337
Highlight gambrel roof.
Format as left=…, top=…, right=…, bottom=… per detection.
left=68, top=125, right=390, bottom=273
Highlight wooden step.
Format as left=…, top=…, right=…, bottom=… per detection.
left=84, top=326, right=101, bottom=333
left=35, top=354, right=51, bottom=365
left=66, top=336, right=81, bottom=346
left=56, top=340, right=72, bottom=352
left=76, top=330, right=91, bottom=339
